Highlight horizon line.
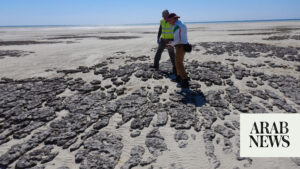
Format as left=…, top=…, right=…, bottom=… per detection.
left=1, top=18, right=300, bottom=27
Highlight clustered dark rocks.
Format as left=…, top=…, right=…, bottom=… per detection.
left=0, top=76, right=121, bottom=168
left=204, top=90, right=229, bottom=109
left=0, top=50, right=34, bottom=59
left=75, top=131, right=123, bottom=169
left=121, top=145, right=145, bottom=169
left=246, top=81, right=258, bottom=88
left=266, top=75, right=300, bottom=106
left=174, top=130, right=189, bottom=148
left=0, top=41, right=299, bottom=168
left=229, top=32, right=277, bottom=36
left=145, top=128, right=167, bottom=157
left=233, top=66, right=251, bottom=80
left=15, top=145, right=58, bottom=169
left=133, top=62, right=169, bottom=81
left=186, top=61, right=232, bottom=86
left=268, top=62, right=289, bottom=69
left=115, top=51, right=126, bottom=54
left=125, top=55, right=150, bottom=63
left=95, top=64, right=137, bottom=83
left=249, top=72, right=299, bottom=112
left=225, top=58, right=238, bottom=62
left=46, top=35, right=140, bottom=40
left=0, top=77, right=69, bottom=144
left=0, top=40, right=60, bottom=46
left=263, top=35, right=290, bottom=40
left=57, top=66, right=92, bottom=74
left=214, top=125, right=235, bottom=139
left=197, top=42, right=300, bottom=62
left=155, top=111, right=168, bottom=127
left=242, top=63, right=266, bottom=68
left=99, top=36, right=140, bottom=40
left=225, top=86, right=252, bottom=112
left=203, top=129, right=220, bottom=169
left=0, top=130, right=51, bottom=168
left=116, top=90, right=155, bottom=129
left=263, top=35, right=300, bottom=41
left=47, top=35, right=101, bottom=40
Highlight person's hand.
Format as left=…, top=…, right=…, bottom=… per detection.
left=166, top=41, right=172, bottom=49
left=157, top=38, right=160, bottom=44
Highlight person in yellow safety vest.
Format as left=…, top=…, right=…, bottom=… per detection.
left=150, top=9, right=176, bottom=75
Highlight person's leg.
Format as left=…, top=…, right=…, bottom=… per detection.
left=153, top=39, right=166, bottom=68
left=175, top=46, right=181, bottom=78
left=166, top=41, right=176, bottom=74
left=181, top=49, right=187, bottom=79
left=175, top=45, right=187, bottom=79
left=175, top=45, right=189, bottom=88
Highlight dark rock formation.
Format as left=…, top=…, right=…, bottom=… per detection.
left=214, top=125, right=235, bottom=138
left=0, top=50, right=34, bottom=59
left=121, top=146, right=145, bottom=169
left=145, top=128, right=167, bottom=157
left=76, top=131, right=123, bottom=169
left=197, top=42, right=298, bottom=61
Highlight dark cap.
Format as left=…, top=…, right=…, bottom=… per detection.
left=162, top=9, right=169, bottom=17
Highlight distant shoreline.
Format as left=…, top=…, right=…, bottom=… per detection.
left=1, top=18, right=300, bottom=28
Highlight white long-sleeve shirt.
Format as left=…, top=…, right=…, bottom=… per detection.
left=171, top=20, right=188, bottom=46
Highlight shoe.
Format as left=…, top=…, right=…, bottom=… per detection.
left=171, top=75, right=181, bottom=83
left=181, top=79, right=190, bottom=88
left=150, top=65, right=159, bottom=70
left=172, top=67, right=177, bottom=75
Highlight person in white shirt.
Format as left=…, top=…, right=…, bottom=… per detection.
left=167, top=13, right=189, bottom=88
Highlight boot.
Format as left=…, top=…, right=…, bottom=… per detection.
left=181, top=78, right=190, bottom=88
left=172, top=67, right=177, bottom=75
left=172, top=75, right=181, bottom=83
left=150, top=65, right=159, bottom=70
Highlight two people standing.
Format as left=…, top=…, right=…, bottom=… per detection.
left=151, top=10, right=190, bottom=88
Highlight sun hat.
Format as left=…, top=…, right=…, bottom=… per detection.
left=167, top=13, right=180, bottom=20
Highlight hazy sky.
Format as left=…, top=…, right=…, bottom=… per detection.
left=1, top=0, right=300, bottom=26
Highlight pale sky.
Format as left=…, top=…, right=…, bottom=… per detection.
left=0, top=0, right=300, bottom=26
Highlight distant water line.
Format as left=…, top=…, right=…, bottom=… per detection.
left=1, top=18, right=300, bottom=28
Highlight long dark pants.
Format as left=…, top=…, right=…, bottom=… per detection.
left=175, top=44, right=188, bottom=79
left=154, top=39, right=176, bottom=73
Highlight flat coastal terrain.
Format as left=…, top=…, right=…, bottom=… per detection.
left=0, top=21, right=299, bottom=169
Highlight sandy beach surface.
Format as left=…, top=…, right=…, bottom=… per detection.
left=0, top=21, right=299, bottom=169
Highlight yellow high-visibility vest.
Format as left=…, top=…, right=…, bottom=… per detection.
left=160, top=19, right=174, bottom=39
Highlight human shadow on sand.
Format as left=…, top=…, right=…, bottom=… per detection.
left=158, top=69, right=206, bottom=107
left=175, top=88, right=206, bottom=107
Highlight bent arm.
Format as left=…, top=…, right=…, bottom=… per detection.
left=171, top=26, right=181, bottom=46
left=157, top=25, right=162, bottom=40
